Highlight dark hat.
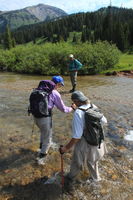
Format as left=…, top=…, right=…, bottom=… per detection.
left=71, top=91, right=88, bottom=102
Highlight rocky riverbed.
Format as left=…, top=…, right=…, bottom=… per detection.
left=0, top=73, right=133, bottom=200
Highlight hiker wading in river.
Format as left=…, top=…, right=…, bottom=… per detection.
left=30, top=76, right=75, bottom=165
left=59, top=91, right=107, bottom=190
left=67, top=54, right=82, bottom=93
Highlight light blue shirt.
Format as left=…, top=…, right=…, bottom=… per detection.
left=72, top=104, right=107, bottom=139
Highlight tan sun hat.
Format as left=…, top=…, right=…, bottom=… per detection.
left=69, top=54, right=74, bottom=58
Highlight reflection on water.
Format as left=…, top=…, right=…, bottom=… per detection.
left=0, top=72, right=133, bottom=147
left=0, top=72, right=133, bottom=200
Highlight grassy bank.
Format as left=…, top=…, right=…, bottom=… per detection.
left=101, top=53, right=133, bottom=74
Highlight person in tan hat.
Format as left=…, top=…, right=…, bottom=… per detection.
left=68, top=54, right=83, bottom=93
left=59, top=91, right=107, bottom=191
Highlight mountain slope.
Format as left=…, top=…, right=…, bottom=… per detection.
left=26, top=4, right=67, bottom=21
left=0, top=4, right=67, bottom=32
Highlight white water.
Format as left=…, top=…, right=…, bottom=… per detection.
left=124, top=130, right=133, bottom=141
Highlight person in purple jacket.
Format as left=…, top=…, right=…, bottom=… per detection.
left=34, top=76, right=75, bottom=165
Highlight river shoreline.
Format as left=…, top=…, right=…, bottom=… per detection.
left=105, top=70, right=133, bottom=78
left=1, top=69, right=133, bottom=78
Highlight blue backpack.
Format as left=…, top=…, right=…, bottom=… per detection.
left=28, top=80, right=55, bottom=118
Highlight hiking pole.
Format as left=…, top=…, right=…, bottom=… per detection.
left=59, top=145, right=64, bottom=199
left=31, top=118, right=35, bottom=140
left=32, top=120, right=35, bottom=134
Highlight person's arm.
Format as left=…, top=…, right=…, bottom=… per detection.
left=53, top=90, right=73, bottom=113
left=60, top=109, right=84, bottom=154
left=75, top=59, right=82, bottom=70
left=60, top=138, right=80, bottom=153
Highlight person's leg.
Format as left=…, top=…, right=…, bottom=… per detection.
left=34, top=116, right=52, bottom=164
left=67, top=151, right=83, bottom=179
left=63, top=140, right=84, bottom=192
left=86, top=143, right=106, bottom=182
left=69, top=71, right=77, bottom=92
left=87, top=161, right=101, bottom=181
left=67, top=138, right=86, bottom=180
left=70, top=72, right=73, bottom=88
left=73, top=71, right=77, bottom=88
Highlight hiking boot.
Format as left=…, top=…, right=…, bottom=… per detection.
left=39, top=143, right=42, bottom=149
left=69, top=88, right=75, bottom=93
left=85, top=177, right=93, bottom=184
left=36, top=148, right=41, bottom=153
left=69, top=84, right=76, bottom=93
left=86, top=177, right=101, bottom=184
left=37, top=153, right=47, bottom=165
left=36, top=143, right=42, bottom=153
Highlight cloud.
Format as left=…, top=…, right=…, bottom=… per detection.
left=0, top=0, right=133, bottom=13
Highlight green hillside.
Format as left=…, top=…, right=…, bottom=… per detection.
left=3, top=6, right=132, bottom=52
left=0, top=10, right=39, bottom=31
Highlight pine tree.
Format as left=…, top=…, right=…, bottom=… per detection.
left=72, top=33, right=77, bottom=43
left=81, top=28, right=87, bottom=42
left=12, top=37, right=16, bottom=47
left=86, top=28, right=91, bottom=41
left=4, top=25, right=13, bottom=49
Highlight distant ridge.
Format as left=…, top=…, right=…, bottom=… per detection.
left=0, top=4, right=67, bottom=32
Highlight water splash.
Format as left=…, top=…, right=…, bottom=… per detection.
left=124, top=130, right=133, bottom=141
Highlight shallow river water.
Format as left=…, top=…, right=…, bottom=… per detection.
left=0, top=72, right=133, bottom=200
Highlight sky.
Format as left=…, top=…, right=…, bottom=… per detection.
left=0, top=0, right=133, bottom=14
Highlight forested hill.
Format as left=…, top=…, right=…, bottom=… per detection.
left=0, top=4, right=67, bottom=33
left=1, top=6, right=133, bottom=51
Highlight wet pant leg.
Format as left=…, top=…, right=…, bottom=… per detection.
left=87, top=160, right=100, bottom=180
left=34, top=116, right=52, bottom=154
left=86, top=142, right=107, bottom=181
left=67, top=138, right=86, bottom=180
left=70, top=71, right=77, bottom=87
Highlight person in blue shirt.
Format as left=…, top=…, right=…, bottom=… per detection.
left=68, top=54, right=83, bottom=93
left=60, top=91, right=107, bottom=192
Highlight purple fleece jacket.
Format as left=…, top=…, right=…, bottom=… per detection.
left=48, top=89, right=72, bottom=113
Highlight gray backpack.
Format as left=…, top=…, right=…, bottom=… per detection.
left=79, top=104, right=104, bottom=148
left=28, top=80, right=55, bottom=118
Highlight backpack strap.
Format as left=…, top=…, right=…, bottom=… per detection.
left=78, top=103, right=93, bottom=112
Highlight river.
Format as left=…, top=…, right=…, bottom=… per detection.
left=0, top=72, right=133, bottom=200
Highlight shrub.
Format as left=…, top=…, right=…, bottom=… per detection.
left=0, top=50, right=16, bottom=71
left=0, top=41, right=120, bottom=75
